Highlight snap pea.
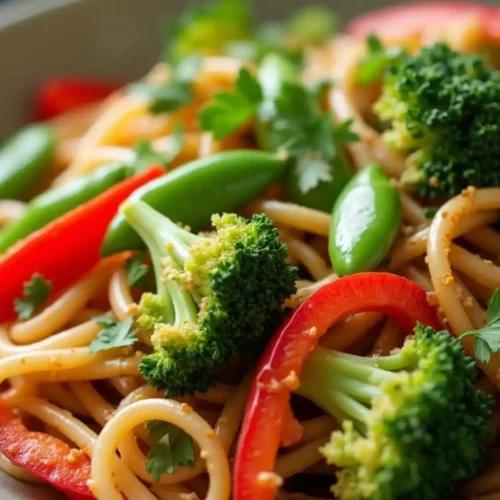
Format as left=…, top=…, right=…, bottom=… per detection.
left=255, top=53, right=353, bottom=212
left=101, top=149, right=288, bottom=255
left=0, top=124, right=55, bottom=200
left=0, top=163, right=134, bottom=252
left=328, top=164, right=401, bottom=276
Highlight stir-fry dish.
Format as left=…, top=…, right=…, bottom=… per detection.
left=2, top=1, right=500, bottom=498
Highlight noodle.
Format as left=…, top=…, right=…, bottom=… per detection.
left=0, top=8, right=499, bottom=499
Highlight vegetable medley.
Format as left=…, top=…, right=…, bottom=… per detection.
left=0, top=1, right=500, bottom=500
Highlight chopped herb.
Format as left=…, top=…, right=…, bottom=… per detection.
left=89, top=316, right=138, bottom=354
left=146, top=420, right=196, bottom=480
left=357, top=35, right=405, bottom=86
left=460, top=289, right=500, bottom=363
left=14, top=273, right=52, bottom=321
left=134, top=123, right=185, bottom=171
left=272, top=83, right=358, bottom=194
left=199, top=67, right=263, bottom=139
left=130, top=56, right=201, bottom=115
left=296, top=154, right=333, bottom=193
left=125, top=251, right=153, bottom=289
left=425, top=208, right=438, bottom=220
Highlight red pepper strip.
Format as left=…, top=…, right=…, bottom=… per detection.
left=233, top=272, right=441, bottom=500
left=0, top=165, right=164, bottom=323
left=36, top=78, right=121, bottom=120
left=0, top=401, right=93, bottom=499
left=345, top=2, right=500, bottom=44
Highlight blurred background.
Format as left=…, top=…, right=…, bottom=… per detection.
left=0, top=0, right=498, bottom=134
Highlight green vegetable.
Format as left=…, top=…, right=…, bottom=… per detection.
left=374, top=42, right=500, bottom=198
left=122, top=201, right=297, bottom=397
left=424, top=207, right=438, bottom=220
left=297, top=324, right=494, bottom=500
left=14, top=273, right=52, bottom=321
left=0, top=163, right=134, bottom=253
left=146, top=420, right=195, bottom=480
left=329, top=164, right=401, bottom=276
left=0, top=124, right=55, bottom=200
left=460, top=289, right=500, bottom=363
left=134, top=123, right=184, bottom=172
left=101, top=149, right=288, bottom=255
left=284, top=6, right=336, bottom=49
left=125, top=252, right=152, bottom=289
left=357, top=35, right=405, bottom=86
left=130, top=56, right=201, bottom=115
left=89, top=316, right=138, bottom=354
left=199, top=68, right=262, bottom=139
left=166, top=0, right=252, bottom=62
left=256, top=53, right=356, bottom=212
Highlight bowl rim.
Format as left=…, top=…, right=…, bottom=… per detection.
left=0, top=0, right=84, bottom=30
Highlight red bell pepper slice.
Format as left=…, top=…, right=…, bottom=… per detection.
left=345, top=2, right=500, bottom=44
left=0, top=401, right=93, bottom=499
left=36, top=78, right=121, bottom=120
left=0, top=165, right=164, bottom=323
left=233, top=272, right=441, bottom=500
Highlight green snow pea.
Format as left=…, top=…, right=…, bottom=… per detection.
left=0, top=162, right=134, bottom=252
left=0, top=124, right=55, bottom=200
left=329, top=164, right=401, bottom=276
left=101, top=149, right=288, bottom=255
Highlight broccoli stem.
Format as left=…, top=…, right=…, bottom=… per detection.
left=122, top=200, right=199, bottom=325
left=296, top=346, right=409, bottom=433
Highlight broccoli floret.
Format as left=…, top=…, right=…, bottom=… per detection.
left=374, top=42, right=500, bottom=198
left=122, top=200, right=297, bottom=397
left=297, top=324, right=494, bottom=500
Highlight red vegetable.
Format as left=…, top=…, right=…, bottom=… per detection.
left=345, top=2, right=500, bottom=43
left=0, top=401, right=93, bottom=499
left=0, top=165, right=164, bottom=323
left=36, top=78, right=121, bottom=120
left=233, top=272, right=441, bottom=500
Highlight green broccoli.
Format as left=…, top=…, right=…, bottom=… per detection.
left=296, top=324, right=494, bottom=500
left=122, top=200, right=297, bottom=397
left=374, top=42, right=500, bottom=198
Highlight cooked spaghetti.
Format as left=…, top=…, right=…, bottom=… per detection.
left=1, top=1, right=500, bottom=499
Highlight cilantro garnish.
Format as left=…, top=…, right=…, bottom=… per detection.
left=199, top=67, right=262, bottom=139
left=14, top=273, right=52, bottom=321
left=146, top=420, right=196, bottom=480
left=130, top=56, right=201, bottom=115
left=125, top=251, right=153, bottom=289
left=89, top=316, right=138, bottom=354
left=460, top=289, right=500, bottom=364
left=134, top=123, right=185, bottom=171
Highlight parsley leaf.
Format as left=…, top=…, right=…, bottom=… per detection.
left=125, top=252, right=153, bottom=289
left=199, top=67, right=263, bottom=139
left=130, top=56, right=201, bottom=115
left=14, top=274, right=52, bottom=321
left=296, top=155, right=333, bottom=193
left=146, top=420, right=196, bottom=481
left=357, top=35, right=405, bottom=86
left=460, top=289, right=500, bottom=363
left=134, top=123, right=185, bottom=171
left=89, top=316, right=138, bottom=354
left=271, top=83, right=358, bottom=194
